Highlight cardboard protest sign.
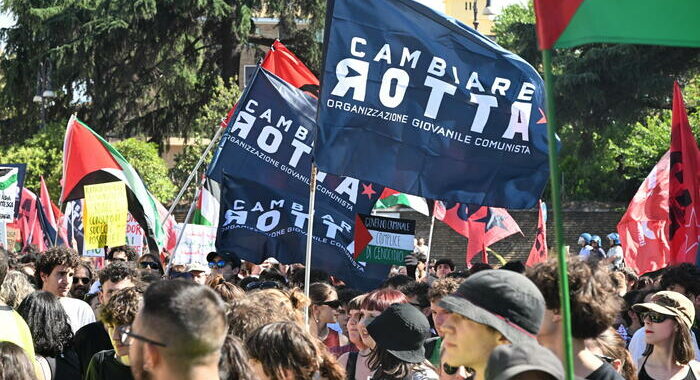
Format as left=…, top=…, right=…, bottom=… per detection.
left=126, top=213, right=145, bottom=255
left=83, top=182, right=128, bottom=249
left=354, top=214, right=415, bottom=266
left=171, top=224, right=217, bottom=265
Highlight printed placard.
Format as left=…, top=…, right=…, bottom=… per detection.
left=83, top=182, right=128, bottom=249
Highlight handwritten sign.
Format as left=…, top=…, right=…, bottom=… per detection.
left=83, top=182, right=128, bottom=249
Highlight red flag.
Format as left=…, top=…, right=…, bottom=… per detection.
left=466, top=207, right=522, bottom=264
left=526, top=200, right=548, bottom=267
left=222, top=40, right=319, bottom=126
left=434, top=201, right=474, bottom=238
left=261, top=40, right=319, bottom=92
left=40, top=176, right=57, bottom=228
left=669, top=82, right=700, bottom=264
left=618, top=152, right=671, bottom=274
left=156, top=201, right=177, bottom=253
left=18, top=188, right=46, bottom=251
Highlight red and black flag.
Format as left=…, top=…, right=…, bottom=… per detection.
left=669, top=82, right=700, bottom=265
left=526, top=200, right=548, bottom=267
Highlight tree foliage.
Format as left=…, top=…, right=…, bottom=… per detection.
left=113, top=138, right=177, bottom=203
left=0, top=0, right=324, bottom=146
left=493, top=3, right=700, bottom=201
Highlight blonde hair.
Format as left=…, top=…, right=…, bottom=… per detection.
left=0, top=271, right=35, bottom=310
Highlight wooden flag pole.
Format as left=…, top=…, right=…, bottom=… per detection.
left=542, top=48, right=574, bottom=380
left=303, top=164, right=318, bottom=326
left=426, top=214, right=436, bottom=265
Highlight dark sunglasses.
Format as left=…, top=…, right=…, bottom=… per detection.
left=642, top=311, right=672, bottom=324
left=245, top=281, right=281, bottom=291
left=169, top=272, right=193, bottom=280
left=72, top=277, right=90, bottom=285
left=139, top=262, right=160, bottom=270
left=316, top=300, right=342, bottom=309
left=208, top=260, right=229, bottom=269
left=596, top=355, right=614, bottom=364
left=118, top=325, right=167, bottom=347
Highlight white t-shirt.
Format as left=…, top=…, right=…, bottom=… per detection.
left=59, top=297, right=96, bottom=333
left=629, top=327, right=700, bottom=362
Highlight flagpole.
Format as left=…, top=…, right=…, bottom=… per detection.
left=162, top=123, right=226, bottom=225
left=303, top=164, right=318, bottom=327
left=165, top=185, right=201, bottom=275
left=542, top=48, right=574, bottom=380
left=53, top=200, right=62, bottom=247
left=426, top=214, right=436, bottom=264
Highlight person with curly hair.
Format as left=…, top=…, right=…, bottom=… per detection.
left=74, top=262, right=139, bottom=376
left=17, top=291, right=80, bottom=380
left=0, top=341, right=38, bottom=380
left=0, top=270, right=36, bottom=310
left=246, top=321, right=345, bottom=380
left=0, top=251, right=36, bottom=364
left=85, top=287, right=143, bottom=380
left=106, top=246, right=137, bottom=264
left=529, top=257, right=624, bottom=379
left=426, top=277, right=465, bottom=376
left=35, top=247, right=95, bottom=333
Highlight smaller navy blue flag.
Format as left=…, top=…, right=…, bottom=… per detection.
left=218, top=172, right=390, bottom=291
left=315, top=0, right=558, bottom=209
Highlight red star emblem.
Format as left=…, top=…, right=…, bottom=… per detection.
left=361, top=183, right=377, bottom=199
left=537, top=108, right=547, bottom=124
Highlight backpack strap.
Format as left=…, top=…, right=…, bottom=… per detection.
left=346, top=351, right=359, bottom=380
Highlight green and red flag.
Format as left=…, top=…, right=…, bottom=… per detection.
left=374, top=188, right=430, bottom=216
left=192, top=176, right=220, bottom=227
left=534, top=0, right=700, bottom=50
left=60, top=116, right=164, bottom=251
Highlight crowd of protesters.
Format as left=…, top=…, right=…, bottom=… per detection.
left=1, top=239, right=700, bottom=380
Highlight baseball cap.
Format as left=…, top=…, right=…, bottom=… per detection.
left=206, top=251, right=242, bottom=268
left=186, top=262, right=210, bottom=274
left=633, top=290, right=695, bottom=329
left=485, top=343, right=564, bottom=380
left=438, top=270, right=545, bottom=344
left=367, top=303, right=431, bottom=363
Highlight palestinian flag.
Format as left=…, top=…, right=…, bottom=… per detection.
left=374, top=188, right=430, bottom=216
left=535, top=0, right=700, bottom=50
left=60, top=115, right=164, bottom=251
left=192, top=176, right=220, bottom=227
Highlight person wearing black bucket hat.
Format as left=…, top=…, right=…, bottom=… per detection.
left=438, top=269, right=546, bottom=380
left=485, top=342, right=564, bottom=380
left=367, top=303, right=438, bottom=379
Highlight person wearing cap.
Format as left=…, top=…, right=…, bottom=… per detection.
left=206, top=251, right=241, bottom=283
left=438, top=269, right=546, bottom=380
left=366, top=303, right=438, bottom=379
left=434, top=259, right=455, bottom=279
left=633, top=291, right=700, bottom=380
left=485, top=342, right=564, bottom=380
left=186, top=263, right=210, bottom=285
left=529, top=258, right=623, bottom=380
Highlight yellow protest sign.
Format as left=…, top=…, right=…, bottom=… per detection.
left=83, top=182, right=128, bottom=249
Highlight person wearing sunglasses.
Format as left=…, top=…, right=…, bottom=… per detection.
left=206, top=251, right=241, bottom=282
left=309, top=282, right=342, bottom=349
left=85, top=287, right=142, bottom=380
left=70, top=262, right=95, bottom=301
left=137, top=254, right=164, bottom=276
left=633, top=291, right=700, bottom=380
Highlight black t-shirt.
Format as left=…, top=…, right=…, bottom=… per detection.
left=586, top=362, right=624, bottom=380
left=85, top=349, right=133, bottom=380
left=74, top=321, right=112, bottom=376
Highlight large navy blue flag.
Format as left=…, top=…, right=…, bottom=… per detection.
left=315, top=0, right=556, bottom=209
left=219, top=172, right=389, bottom=290
left=208, top=67, right=389, bottom=290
